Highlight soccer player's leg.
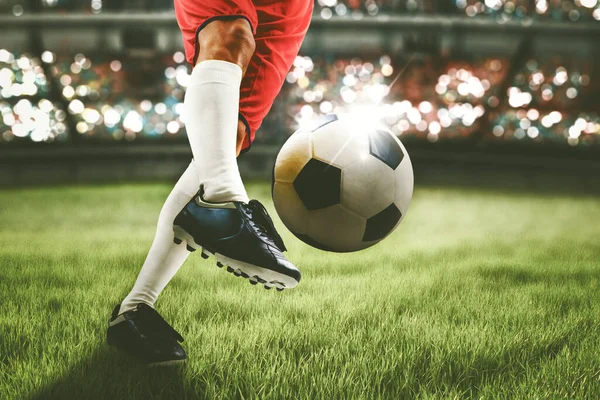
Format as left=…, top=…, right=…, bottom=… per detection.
left=107, top=162, right=199, bottom=366
left=172, top=3, right=310, bottom=291
left=238, top=0, right=314, bottom=150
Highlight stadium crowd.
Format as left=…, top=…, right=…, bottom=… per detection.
left=1, top=49, right=597, bottom=147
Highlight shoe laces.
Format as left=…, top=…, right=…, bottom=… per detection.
left=138, top=304, right=184, bottom=343
left=244, top=200, right=287, bottom=252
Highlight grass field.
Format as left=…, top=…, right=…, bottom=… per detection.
left=1, top=182, right=599, bottom=399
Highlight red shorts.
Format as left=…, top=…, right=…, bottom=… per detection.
left=174, top=0, right=313, bottom=153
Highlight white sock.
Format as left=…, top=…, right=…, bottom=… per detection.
left=120, top=161, right=199, bottom=314
left=184, top=60, right=249, bottom=204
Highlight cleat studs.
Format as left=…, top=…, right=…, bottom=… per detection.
left=217, top=262, right=223, bottom=268
left=201, top=252, right=209, bottom=259
left=264, top=285, right=272, bottom=290
left=226, top=266, right=234, bottom=273
left=276, top=288, right=284, bottom=292
left=256, top=277, right=266, bottom=284
left=173, top=237, right=182, bottom=245
left=241, top=272, right=249, bottom=279
left=233, top=271, right=242, bottom=277
left=250, top=280, right=258, bottom=285
left=186, top=245, right=196, bottom=252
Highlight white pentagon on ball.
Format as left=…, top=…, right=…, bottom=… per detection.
left=272, top=115, right=414, bottom=252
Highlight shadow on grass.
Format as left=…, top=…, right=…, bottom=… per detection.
left=31, top=345, right=196, bottom=400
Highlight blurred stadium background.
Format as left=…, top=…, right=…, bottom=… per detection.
left=0, top=0, right=598, bottom=191
left=2, top=3, right=600, bottom=398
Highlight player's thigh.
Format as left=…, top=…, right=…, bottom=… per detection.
left=238, top=0, right=313, bottom=150
left=173, top=0, right=259, bottom=66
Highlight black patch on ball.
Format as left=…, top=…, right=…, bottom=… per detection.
left=293, top=233, right=333, bottom=252
left=369, top=130, right=404, bottom=170
left=363, top=203, right=402, bottom=242
left=293, top=158, right=341, bottom=211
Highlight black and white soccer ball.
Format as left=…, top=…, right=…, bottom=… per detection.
left=272, top=115, right=413, bottom=252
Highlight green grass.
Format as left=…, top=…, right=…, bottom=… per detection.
left=1, top=183, right=599, bottom=399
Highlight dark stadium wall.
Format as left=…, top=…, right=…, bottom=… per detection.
left=1, top=144, right=599, bottom=195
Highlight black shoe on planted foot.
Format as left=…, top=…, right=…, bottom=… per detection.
left=107, top=303, right=186, bottom=366
left=173, top=192, right=300, bottom=290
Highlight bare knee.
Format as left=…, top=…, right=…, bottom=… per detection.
left=197, top=19, right=255, bottom=72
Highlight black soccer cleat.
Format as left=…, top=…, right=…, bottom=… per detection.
left=106, top=303, right=186, bottom=366
left=173, top=193, right=300, bottom=290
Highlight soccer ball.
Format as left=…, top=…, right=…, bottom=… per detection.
left=272, top=115, right=413, bottom=252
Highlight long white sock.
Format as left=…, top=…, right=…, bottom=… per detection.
left=185, top=60, right=249, bottom=203
left=119, top=161, right=199, bottom=314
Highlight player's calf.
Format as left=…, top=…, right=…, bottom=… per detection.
left=183, top=18, right=256, bottom=206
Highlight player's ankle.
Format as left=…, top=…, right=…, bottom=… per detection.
left=119, top=300, right=152, bottom=315
left=200, top=172, right=249, bottom=204
left=202, top=186, right=249, bottom=204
